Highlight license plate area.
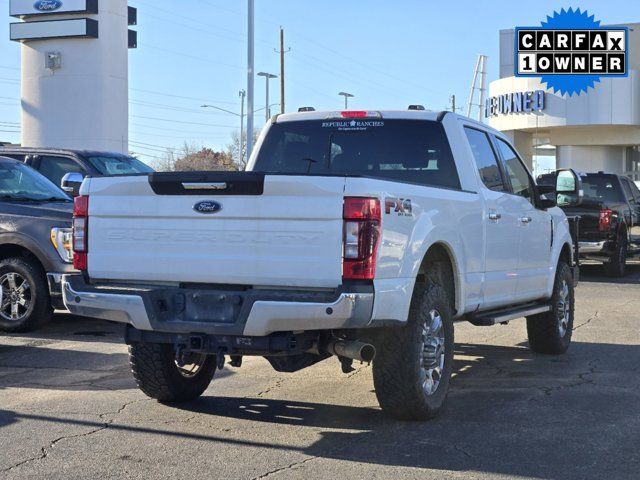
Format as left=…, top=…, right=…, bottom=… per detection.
left=151, top=290, right=245, bottom=324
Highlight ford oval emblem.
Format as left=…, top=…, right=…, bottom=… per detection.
left=193, top=200, right=222, bottom=214
left=34, top=0, right=63, bottom=12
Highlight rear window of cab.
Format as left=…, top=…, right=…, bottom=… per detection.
left=253, top=119, right=461, bottom=190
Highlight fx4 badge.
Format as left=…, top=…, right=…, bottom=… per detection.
left=385, top=197, right=412, bottom=217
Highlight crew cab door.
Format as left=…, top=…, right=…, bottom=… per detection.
left=463, top=127, right=520, bottom=308
left=493, top=137, right=551, bottom=300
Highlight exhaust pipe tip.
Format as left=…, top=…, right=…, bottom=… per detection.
left=359, top=343, right=376, bottom=363
left=326, top=340, right=376, bottom=362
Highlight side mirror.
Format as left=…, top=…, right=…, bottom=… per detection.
left=60, top=172, right=84, bottom=197
left=556, top=169, right=583, bottom=207
left=537, top=183, right=557, bottom=209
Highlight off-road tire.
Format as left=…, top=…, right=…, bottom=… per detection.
left=604, top=234, right=627, bottom=277
left=526, top=261, right=574, bottom=354
left=373, top=283, right=454, bottom=421
left=129, top=342, right=217, bottom=402
left=0, top=257, right=52, bottom=333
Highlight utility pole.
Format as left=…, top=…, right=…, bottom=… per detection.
left=246, top=0, right=255, bottom=159
left=450, top=94, right=456, bottom=112
left=467, top=54, right=488, bottom=121
left=274, top=27, right=290, bottom=114
left=239, top=89, right=246, bottom=165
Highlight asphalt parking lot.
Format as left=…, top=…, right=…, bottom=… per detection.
left=0, top=264, right=638, bottom=480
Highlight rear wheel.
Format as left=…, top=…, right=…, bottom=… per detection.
left=604, top=234, right=627, bottom=277
left=526, top=261, right=574, bottom=354
left=0, top=257, right=52, bottom=333
left=129, top=342, right=217, bottom=402
left=373, top=283, right=454, bottom=420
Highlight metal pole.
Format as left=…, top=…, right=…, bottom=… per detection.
left=478, top=55, right=488, bottom=122
left=280, top=27, right=285, bottom=114
left=265, top=79, right=270, bottom=122
left=246, top=0, right=255, bottom=160
left=467, top=55, right=480, bottom=118
left=344, top=96, right=348, bottom=109
left=239, top=89, right=245, bottom=165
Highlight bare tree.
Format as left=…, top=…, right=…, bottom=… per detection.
left=152, top=148, right=179, bottom=172
left=227, top=130, right=259, bottom=170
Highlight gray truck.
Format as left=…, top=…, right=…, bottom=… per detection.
left=0, top=157, right=74, bottom=332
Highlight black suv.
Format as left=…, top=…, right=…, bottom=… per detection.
left=0, top=157, right=75, bottom=332
left=538, top=171, right=640, bottom=276
left=0, top=147, right=153, bottom=196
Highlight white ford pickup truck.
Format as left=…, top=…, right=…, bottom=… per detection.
left=63, top=109, right=582, bottom=420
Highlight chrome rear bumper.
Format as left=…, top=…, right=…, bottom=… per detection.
left=62, top=275, right=374, bottom=336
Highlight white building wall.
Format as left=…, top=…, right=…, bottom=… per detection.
left=20, top=0, right=129, bottom=152
left=556, top=145, right=624, bottom=172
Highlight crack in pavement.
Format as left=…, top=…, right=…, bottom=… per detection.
left=573, top=310, right=599, bottom=331
left=255, top=377, right=286, bottom=398
left=1, top=397, right=149, bottom=474
left=531, top=359, right=599, bottom=400
left=251, top=455, right=319, bottom=479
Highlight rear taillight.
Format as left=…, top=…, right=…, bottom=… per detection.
left=342, top=197, right=381, bottom=280
left=73, top=195, right=89, bottom=270
left=599, top=208, right=612, bottom=232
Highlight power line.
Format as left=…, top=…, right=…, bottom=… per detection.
left=130, top=114, right=236, bottom=128
left=131, top=130, right=229, bottom=140
left=139, top=43, right=243, bottom=70
left=129, top=87, right=238, bottom=106
left=130, top=99, right=234, bottom=117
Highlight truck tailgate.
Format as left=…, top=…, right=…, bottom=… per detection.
left=84, top=173, right=346, bottom=288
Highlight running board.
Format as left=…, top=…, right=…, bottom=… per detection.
left=467, top=302, right=551, bottom=326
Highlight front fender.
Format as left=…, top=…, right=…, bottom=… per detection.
left=547, top=209, right=575, bottom=296
left=0, top=232, right=64, bottom=273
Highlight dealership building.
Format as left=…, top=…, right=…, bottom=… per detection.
left=487, top=22, right=640, bottom=181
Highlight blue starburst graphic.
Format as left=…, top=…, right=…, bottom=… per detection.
left=538, top=8, right=601, bottom=96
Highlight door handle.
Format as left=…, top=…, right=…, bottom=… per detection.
left=520, top=216, right=532, bottom=224
left=488, top=212, right=501, bottom=221
left=182, top=182, right=227, bottom=190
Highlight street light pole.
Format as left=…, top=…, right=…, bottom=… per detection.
left=257, top=72, right=278, bottom=122
left=246, top=0, right=255, bottom=160
left=338, top=91, right=354, bottom=109
left=239, top=89, right=246, bottom=164
left=200, top=93, right=246, bottom=165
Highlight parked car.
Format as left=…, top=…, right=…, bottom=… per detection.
left=0, top=147, right=154, bottom=196
left=538, top=171, right=640, bottom=276
left=62, top=110, right=582, bottom=420
left=0, top=157, right=74, bottom=332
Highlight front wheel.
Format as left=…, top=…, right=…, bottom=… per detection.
left=0, top=257, right=52, bottom=333
left=129, top=342, right=217, bottom=402
left=526, top=261, right=574, bottom=354
left=373, top=283, right=454, bottom=421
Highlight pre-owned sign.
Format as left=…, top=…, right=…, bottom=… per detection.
left=10, top=0, right=98, bottom=18
left=485, top=90, right=545, bottom=118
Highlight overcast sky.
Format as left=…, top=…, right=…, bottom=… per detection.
left=0, top=0, right=636, bottom=165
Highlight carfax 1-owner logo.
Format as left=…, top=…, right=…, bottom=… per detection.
left=515, top=8, right=628, bottom=95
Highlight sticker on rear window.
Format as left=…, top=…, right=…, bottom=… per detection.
left=321, top=120, right=384, bottom=131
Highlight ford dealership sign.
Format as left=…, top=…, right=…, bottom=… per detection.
left=34, top=0, right=62, bottom=11
left=10, top=0, right=98, bottom=18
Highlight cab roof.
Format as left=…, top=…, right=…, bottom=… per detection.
left=272, top=109, right=506, bottom=137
